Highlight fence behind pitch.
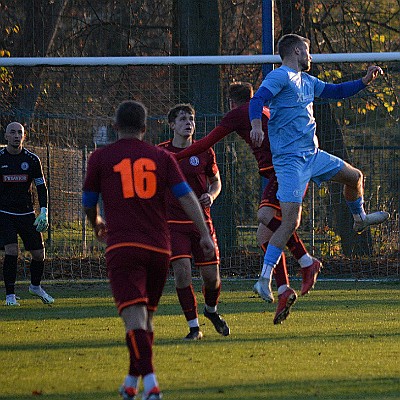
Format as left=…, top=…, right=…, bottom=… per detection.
left=0, top=56, right=398, bottom=280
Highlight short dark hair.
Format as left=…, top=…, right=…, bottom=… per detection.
left=277, top=34, right=310, bottom=59
left=228, top=82, right=253, bottom=104
left=115, top=100, right=147, bottom=131
left=167, top=104, right=195, bottom=124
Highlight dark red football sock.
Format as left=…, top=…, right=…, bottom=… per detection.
left=176, top=285, right=198, bottom=321
left=126, top=329, right=153, bottom=377
left=286, top=231, right=307, bottom=260
left=273, top=252, right=289, bottom=287
left=202, top=283, right=221, bottom=307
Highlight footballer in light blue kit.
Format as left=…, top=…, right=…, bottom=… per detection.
left=249, top=34, right=389, bottom=315
left=251, top=63, right=368, bottom=203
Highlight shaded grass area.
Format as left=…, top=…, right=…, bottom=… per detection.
left=0, top=280, right=399, bottom=399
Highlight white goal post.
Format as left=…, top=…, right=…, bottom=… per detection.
left=1, top=52, right=400, bottom=66
left=0, top=52, right=398, bottom=281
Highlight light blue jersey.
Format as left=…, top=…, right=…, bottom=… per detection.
left=259, top=66, right=326, bottom=155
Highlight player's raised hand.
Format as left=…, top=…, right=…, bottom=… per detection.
left=362, top=65, right=383, bottom=85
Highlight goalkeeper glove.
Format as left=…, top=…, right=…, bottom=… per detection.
left=34, top=207, right=49, bottom=232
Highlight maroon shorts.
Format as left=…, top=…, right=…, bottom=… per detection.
left=259, top=174, right=280, bottom=211
left=169, top=221, right=219, bottom=266
left=105, top=246, right=170, bottom=314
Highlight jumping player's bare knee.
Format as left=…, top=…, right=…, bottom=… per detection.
left=281, top=216, right=300, bottom=236
left=343, top=167, right=364, bottom=200
left=347, top=167, right=363, bottom=190
left=257, top=206, right=276, bottom=227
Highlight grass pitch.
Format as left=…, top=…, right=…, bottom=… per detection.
left=0, top=280, right=399, bottom=400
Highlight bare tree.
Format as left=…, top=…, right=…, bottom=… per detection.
left=8, top=0, right=69, bottom=123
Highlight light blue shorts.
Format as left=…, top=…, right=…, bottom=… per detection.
left=273, top=148, right=344, bottom=203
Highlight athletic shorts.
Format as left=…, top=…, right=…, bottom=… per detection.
left=258, top=174, right=280, bottom=211
left=106, top=246, right=170, bottom=314
left=0, top=211, right=44, bottom=250
left=168, top=221, right=220, bottom=267
left=273, top=149, right=344, bottom=203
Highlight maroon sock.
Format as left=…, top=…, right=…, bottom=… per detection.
left=148, top=331, right=154, bottom=346
left=126, top=329, right=153, bottom=377
left=273, top=253, right=289, bottom=287
left=202, top=283, right=221, bottom=308
left=176, top=285, right=198, bottom=321
left=266, top=216, right=281, bottom=232
left=286, top=231, right=307, bottom=260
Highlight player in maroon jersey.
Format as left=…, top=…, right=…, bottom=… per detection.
left=0, top=122, right=53, bottom=306
left=175, top=82, right=322, bottom=325
left=83, top=100, right=214, bottom=400
left=159, top=103, right=230, bottom=340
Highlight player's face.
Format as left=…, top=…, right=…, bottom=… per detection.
left=172, top=111, right=195, bottom=139
left=298, top=42, right=312, bottom=71
left=5, top=124, right=25, bottom=149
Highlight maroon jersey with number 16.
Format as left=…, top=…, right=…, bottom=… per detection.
left=83, top=138, right=188, bottom=254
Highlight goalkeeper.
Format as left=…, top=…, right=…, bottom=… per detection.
left=0, top=122, right=53, bottom=306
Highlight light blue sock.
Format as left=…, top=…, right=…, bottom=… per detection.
left=261, top=244, right=282, bottom=279
left=263, top=244, right=283, bottom=268
left=346, top=196, right=366, bottom=220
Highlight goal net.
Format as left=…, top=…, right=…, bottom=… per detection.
left=0, top=54, right=399, bottom=281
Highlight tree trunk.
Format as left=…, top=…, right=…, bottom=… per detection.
left=172, top=0, right=222, bottom=113
left=10, top=0, right=69, bottom=123
left=172, top=0, right=235, bottom=252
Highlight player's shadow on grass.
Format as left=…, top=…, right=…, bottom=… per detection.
left=0, top=339, right=124, bottom=352
left=0, top=377, right=398, bottom=400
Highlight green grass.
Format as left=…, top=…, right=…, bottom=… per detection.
left=0, top=280, right=399, bottom=399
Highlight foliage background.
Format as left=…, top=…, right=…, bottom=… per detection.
left=0, top=0, right=398, bottom=279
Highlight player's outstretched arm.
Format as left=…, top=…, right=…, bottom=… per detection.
left=176, top=125, right=230, bottom=160
left=320, top=66, right=383, bottom=100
